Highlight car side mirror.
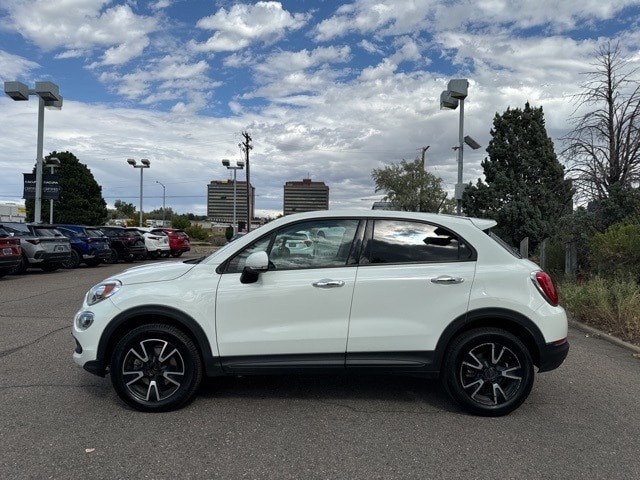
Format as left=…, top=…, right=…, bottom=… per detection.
left=240, top=251, right=269, bottom=284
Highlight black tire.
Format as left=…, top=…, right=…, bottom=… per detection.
left=442, top=328, right=534, bottom=417
left=9, top=254, right=28, bottom=275
left=104, top=248, right=119, bottom=264
left=110, top=324, right=203, bottom=412
left=148, top=250, right=160, bottom=259
left=62, top=249, right=81, bottom=269
left=171, top=250, right=183, bottom=257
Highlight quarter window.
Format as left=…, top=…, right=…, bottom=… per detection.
left=369, top=220, right=473, bottom=263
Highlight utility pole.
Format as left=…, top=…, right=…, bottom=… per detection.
left=419, top=146, right=430, bottom=212
left=239, top=131, right=253, bottom=232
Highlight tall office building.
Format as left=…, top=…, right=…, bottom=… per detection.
left=207, top=180, right=255, bottom=226
left=283, top=178, right=329, bottom=215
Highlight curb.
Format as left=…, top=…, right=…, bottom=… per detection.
left=569, top=319, right=640, bottom=355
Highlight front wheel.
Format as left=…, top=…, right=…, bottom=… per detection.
left=110, top=324, right=203, bottom=412
left=442, top=328, right=534, bottom=417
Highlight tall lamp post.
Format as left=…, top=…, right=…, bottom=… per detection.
left=156, top=180, right=166, bottom=225
left=222, top=159, right=245, bottom=234
left=4, top=81, right=63, bottom=224
left=127, top=158, right=150, bottom=226
left=440, top=79, right=480, bottom=215
left=46, top=157, right=61, bottom=224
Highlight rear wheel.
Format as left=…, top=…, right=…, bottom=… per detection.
left=171, top=250, right=183, bottom=257
left=110, top=324, right=203, bottom=412
left=62, top=249, right=81, bottom=269
left=442, top=328, right=534, bottom=417
left=103, top=248, right=119, bottom=264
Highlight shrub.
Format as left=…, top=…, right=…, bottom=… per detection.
left=560, top=276, right=640, bottom=344
left=590, top=223, right=640, bottom=279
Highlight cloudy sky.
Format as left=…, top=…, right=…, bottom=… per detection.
left=2, top=0, right=640, bottom=217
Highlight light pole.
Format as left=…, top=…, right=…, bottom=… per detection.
left=440, top=79, right=480, bottom=215
left=127, top=158, right=150, bottom=226
left=46, top=157, right=60, bottom=224
left=156, top=181, right=166, bottom=225
left=4, top=81, right=63, bottom=223
left=222, top=159, right=245, bottom=234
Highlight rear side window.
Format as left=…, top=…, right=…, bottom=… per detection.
left=367, top=219, right=474, bottom=264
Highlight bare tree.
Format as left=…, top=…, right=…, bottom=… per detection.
left=562, top=42, right=640, bottom=203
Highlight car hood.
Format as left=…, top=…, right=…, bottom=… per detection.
left=112, top=260, right=198, bottom=285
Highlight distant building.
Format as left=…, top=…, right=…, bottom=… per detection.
left=372, top=201, right=392, bottom=210
left=283, top=178, right=329, bottom=215
left=0, top=201, right=26, bottom=222
left=207, top=180, right=255, bottom=228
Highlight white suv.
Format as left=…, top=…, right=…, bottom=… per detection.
left=72, top=210, right=568, bottom=416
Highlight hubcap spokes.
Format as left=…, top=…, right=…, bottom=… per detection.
left=459, top=342, right=522, bottom=406
left=122, top=338, right=185, bottom=402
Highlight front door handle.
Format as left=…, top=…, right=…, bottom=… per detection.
left=431, top=275, right=464, bottom=285
left=313, top=279, right=345, bottom=288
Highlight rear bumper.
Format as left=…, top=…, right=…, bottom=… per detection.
left=537, top=338, right=570, bottom=372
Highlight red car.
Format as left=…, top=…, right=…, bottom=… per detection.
left=152, top=228, right=190, bottom=257
left=0, top=225, right=22, bottom=278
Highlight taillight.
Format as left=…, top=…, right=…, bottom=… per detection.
left=531, top=271, right=559, bottom=306
left=26, top=239, right=41, bottom=245
left=303, top=240, right=312, bottom=247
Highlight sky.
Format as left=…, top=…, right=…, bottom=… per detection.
left=2, top=0, right=640, bottom=218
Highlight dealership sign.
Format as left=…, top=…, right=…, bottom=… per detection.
left=23, top=173, right=60, bottom=200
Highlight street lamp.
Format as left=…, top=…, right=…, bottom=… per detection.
left=127, top=158, right=150, bottom=226
left=46, top=157, right=60, bottom=224
left=4, top=81, right=63, bottom=223
left=156, top=180, right=166, bottom=225
left=440, top=79, right=480, bottom=215
left=222, top=159, right=245, bottom=234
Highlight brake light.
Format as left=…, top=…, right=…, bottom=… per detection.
left=531, top=271, right=559, bottom=306
left=303, top=240, right=312, bottom=247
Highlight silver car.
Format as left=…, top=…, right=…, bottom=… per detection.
left=3, top=222, right=71, bottom=274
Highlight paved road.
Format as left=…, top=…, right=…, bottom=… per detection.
left=1, top=257, right=639, bottom=479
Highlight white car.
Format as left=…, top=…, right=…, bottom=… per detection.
left=72, top=210, right=569, bottom=416
left=137, top=228, right=170, bottom=259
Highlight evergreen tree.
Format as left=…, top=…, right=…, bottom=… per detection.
left=26, top=151, right=108, bottom=225
left=463, top=103, right=573, bottom=248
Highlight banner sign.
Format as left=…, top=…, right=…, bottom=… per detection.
left=23, top=174, right=60, bottom=200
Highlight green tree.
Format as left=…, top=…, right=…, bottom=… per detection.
left=114, top=199, right=136, bottom=218
left=371, top=158, right=453, bottom=213
left=172, top=215, right=191, bottom=230
left=26, top=151, right=108, bottom=224
left=463, top=103, right=573, bottom=248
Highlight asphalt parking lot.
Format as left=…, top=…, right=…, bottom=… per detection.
left=1, top=256, right=640, bottom=479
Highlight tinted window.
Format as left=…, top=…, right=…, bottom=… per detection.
left=368, top=220, right=473, bottom=264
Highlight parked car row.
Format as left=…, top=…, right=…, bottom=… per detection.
left=0, top=222, right=190, bottom=276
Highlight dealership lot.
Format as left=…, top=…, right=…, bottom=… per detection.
left=1, top=257, right=639, bottom=479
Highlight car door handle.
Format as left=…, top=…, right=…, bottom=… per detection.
left=431, top=275, right=464, bottom=285
left=312, top=279, right=346, bottom=288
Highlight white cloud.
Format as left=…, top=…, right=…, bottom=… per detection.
left=192, top=1, right=311, bottom=52
left=5, top=0, right=157, bottom=65
left=0, top=50, right=40, bottom=78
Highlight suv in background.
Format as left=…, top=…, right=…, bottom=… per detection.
left=2, top=222, right=71, bottom=274
left=138, top=228, right=171, bottom=259
left=98, top=226, right=147, bottom=263
left=55, top=225, right=112, bottom=268
left=151, top=228, right=190, bottom=257
left=0, top=225, right=22, bottom=278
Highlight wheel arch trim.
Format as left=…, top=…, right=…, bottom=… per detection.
left=433, top=307, right=546, bottom=370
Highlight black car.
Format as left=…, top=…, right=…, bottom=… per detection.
left=97, top=226, right=147, bottom=263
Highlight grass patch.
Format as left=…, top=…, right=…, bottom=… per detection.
left=559, top=276, right=640, bottom=345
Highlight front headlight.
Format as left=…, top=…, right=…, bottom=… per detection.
left=87, top=280, right=122, bottom=306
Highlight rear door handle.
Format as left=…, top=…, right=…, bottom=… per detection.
left=313, top=279, right=346, bottom=288
left=431, top=275, right=464, bottom=285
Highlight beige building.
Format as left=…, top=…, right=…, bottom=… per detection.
left=283, top=178, right=329, bottom=215
left=207, top=180, right=255, bottom=228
